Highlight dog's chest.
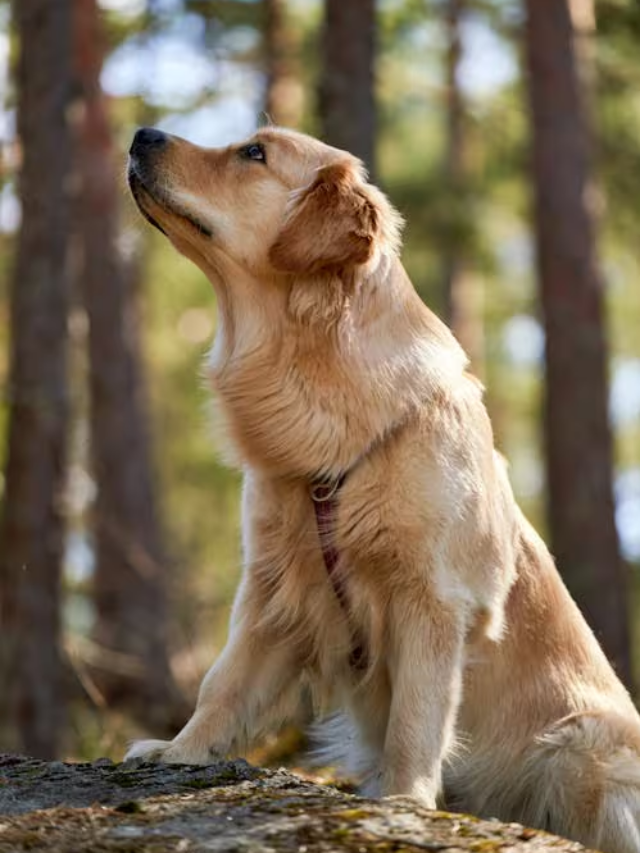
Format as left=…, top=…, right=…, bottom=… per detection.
left=305, top=477, right=420, bottom=668
left=279, top=480, right=396, bottom=673
left=248, top=457, right=439, bottom=676
left=332, top=472, right=430, bottom=595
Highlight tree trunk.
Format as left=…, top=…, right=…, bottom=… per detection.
left=72, top=0, right=185, bottom=731
left=319, top=0, right=376, bottom=176
left=442, top=0, right=464, bottom=329
left=441, top=0, right=484, bottom=376
left=524, top=0, right=630, bottom=684
left=0, top=0, right=72, bottom=758
left=263, top=0, right=303, bottom=128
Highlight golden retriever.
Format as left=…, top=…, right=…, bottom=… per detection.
left=125, top=125, right=640, bottom=852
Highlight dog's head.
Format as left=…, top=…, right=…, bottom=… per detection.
left=128, top=127, right=465, bottom=474
left=127, top=126, right=402, bottom=288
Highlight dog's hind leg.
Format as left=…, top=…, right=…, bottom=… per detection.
left=517, top=711, right=640, bottom=853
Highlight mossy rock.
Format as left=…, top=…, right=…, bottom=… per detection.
left=0, top=754, right=593, bottom=852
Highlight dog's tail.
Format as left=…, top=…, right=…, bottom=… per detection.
left=519, top=711, right=640, bottom=853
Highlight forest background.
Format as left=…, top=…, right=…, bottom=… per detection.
left=0, top=0, right=639, bottom=763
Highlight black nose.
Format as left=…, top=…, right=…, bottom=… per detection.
left=130, top=127, right=167, bottom=157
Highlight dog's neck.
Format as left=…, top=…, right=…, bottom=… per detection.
left=206, top=254, right=468, bottom=479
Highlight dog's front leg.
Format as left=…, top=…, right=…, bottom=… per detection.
left=381, top=598, right=464, bottom=809
left=125, top=580, right=299, bottom=764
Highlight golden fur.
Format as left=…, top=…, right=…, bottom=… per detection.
left=126, top=126, right=640, bottom=851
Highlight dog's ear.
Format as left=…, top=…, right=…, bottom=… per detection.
left=269, top=161, right=380, bottom=274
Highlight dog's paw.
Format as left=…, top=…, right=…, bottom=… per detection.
left=124, top=739, right=174, bottom=763
left=380, top=775, right=438, bottom=810
left=125, top=737, right=224, bottom=765
left=383, top=793, right=437, bottom=810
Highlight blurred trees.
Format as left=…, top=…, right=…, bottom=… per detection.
left=0, top=0, right=639, bottom=760
left=440, top=0, right=483, bottom=374
left=264, top=0, right=302, bottom=127
left=72, top=0, right=185, bottom=730
left=0, top=0, right=73, bottom=757
left=441, top=0, right=465, bottom=331
left=319, top=0, right=376, bottom=175
left=524, top=0, right=630, bottom=683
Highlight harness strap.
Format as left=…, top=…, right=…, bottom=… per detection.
left=311, top=476, right=368, bottom=671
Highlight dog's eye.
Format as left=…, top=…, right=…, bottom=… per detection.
left=241, top=143, right=266, bottom=164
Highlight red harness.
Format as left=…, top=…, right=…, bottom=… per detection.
left=311, top=476, right=368, bottom=671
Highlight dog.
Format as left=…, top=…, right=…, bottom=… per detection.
left=125, top=125, right=640, bottom=852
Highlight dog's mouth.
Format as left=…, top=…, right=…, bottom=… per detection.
left=127, top=165, right=213, bottom=239
left=128, top=169, right=167, bottom=235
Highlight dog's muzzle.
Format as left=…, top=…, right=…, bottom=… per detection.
left=127, top=127, right=170, bottom=235
left=127, top=127, right=213, bottom=239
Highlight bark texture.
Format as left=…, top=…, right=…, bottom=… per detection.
left=0, top=0, right=73, bottom=758
left=319, top=0, right=376, bottom=176
left=72, top=0, right=185, bottom=729
left=524, top=0, right=630, bottom=683
left=0, top=755, right=592, bottom=852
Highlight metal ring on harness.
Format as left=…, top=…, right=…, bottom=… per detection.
left=310, top=478, right=343, bottom=503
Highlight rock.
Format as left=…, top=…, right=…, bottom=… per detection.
left=0, top=754, right=593, bottom=852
